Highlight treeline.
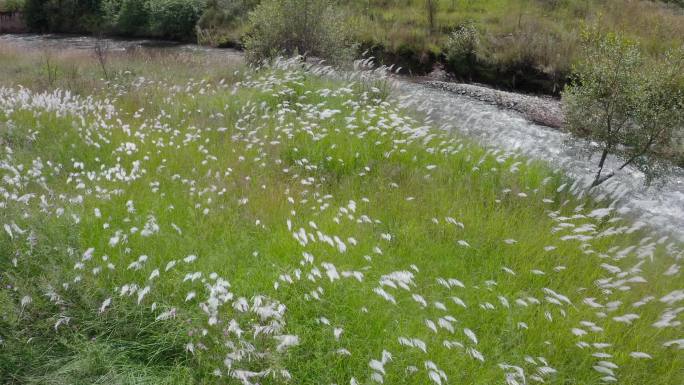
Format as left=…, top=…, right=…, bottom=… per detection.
left=20, top=0, right=219, bottom=40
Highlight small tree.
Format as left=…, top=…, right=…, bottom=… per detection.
left=93, top=32, right=110, bottom=81
left=444, top=21, right=479, bottom=81
left=563, top=27, right=684, bottom=187
left=629, top=49, right=684, bottom=179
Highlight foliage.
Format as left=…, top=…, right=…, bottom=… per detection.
left=20, top=0, right=101, bottom=33
left=23, top=0, right=99, bottom=32
left=21, top=0, right=200, bottom=39
left=244, top=0, right=351, bottom=64
left=0, top=0, right=24, bottom=12
left=101, top=0, right=150, bottom=36
left=562, top=26, right=684, bottom=186
left=14, top=0, right=684, bottom=94
left=660, top=0, right=684, bottom=7
left=21, top=0, right=48, bottom=31
left=147, top=0, right=203, bottom=39
left=346, top=0, right=684, bottom=92
left=630, top=48, right=684, bottom=171
left=196, top=0, right=258, bottom=46
left=444, top=21, right=479, bottom=80
left=198, top=0, right=257, bottom=29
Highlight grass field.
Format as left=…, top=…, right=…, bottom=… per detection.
left=0, top=45, right=682, bottom=384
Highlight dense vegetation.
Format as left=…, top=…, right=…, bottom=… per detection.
left=0, top=0, right=22, bottom=11
left=1, top=41, right=683, bottom=385
left=242, top=0, right=350, bottom=64
left=5, top=0, right=684, bottom=94
left=18, top=0, right=204, bottom=39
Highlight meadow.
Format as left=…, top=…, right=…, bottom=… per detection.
left=0, top=45, right=682, bottom=384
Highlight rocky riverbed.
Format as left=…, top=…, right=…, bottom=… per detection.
left=423, top=80, right=564, bottom=129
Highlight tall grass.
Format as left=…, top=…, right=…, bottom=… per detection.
left=0, top=45, right=682, bottom=384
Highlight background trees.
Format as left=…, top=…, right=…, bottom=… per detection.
left=21, top=0, right=203, bottom=39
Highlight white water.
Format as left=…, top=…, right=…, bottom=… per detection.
left=2, top=33, right=683, bottom=241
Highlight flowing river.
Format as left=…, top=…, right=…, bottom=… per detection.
left=1, top=33, right=683, bottom=241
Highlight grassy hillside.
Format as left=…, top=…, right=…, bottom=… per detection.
left=347, top=0, right=684, bottom=92
left=0, top=45, right=682, bottom=384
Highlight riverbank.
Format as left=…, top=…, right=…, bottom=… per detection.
left=423, top=80, right=564, bottom=128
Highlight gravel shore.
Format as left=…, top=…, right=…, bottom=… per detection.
left=423, top=80, right=565, bottom=129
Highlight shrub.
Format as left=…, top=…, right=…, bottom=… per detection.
left=23, top=0, right=200, bottom=39
left=0, top=0, right=24, bottom=12
left=444, top=22, right=479, bottom=80
left=101, top=0, right=150, bottom=36
left=562, top=26, right=684, bottom=187
left=661, top=0, right=684, bottom=7
left=198, top=0, right=258, bottom=29
left=243, top=0, right=351, bottom=64
left=196, top=0, right=258, bottom=46
left=147, top=0, right=202, bottom=40
left=101, top=0, right=202, bottom=39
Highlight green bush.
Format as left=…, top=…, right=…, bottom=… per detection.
left=244, top=0, right=351, bottom=64
left=444, top=22, right=480, bottom=80
left=198, top=0, right=257, bottom=29
left=102, top=0, right=150, bottom=36
left=148, top=0, right=202, bottom=40
left=22, top=0, right=201, bottom=39
left=0, top=0, right=24, bottom=12
left=23, top=0, right=102, bottom=33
